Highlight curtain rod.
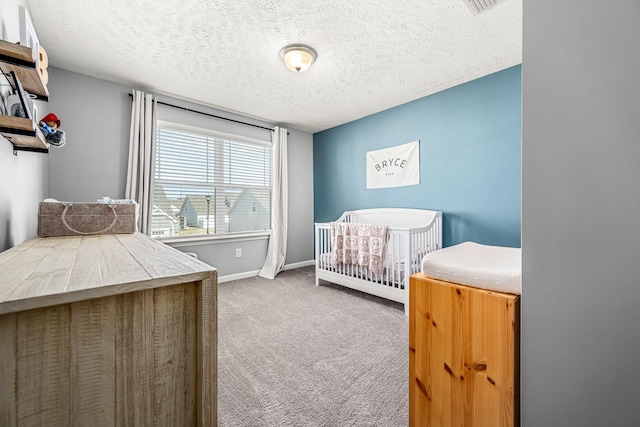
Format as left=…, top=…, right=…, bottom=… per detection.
left=128, top=93, right=274, bottom=132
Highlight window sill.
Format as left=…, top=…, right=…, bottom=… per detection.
left=156, top=230, right=270, bottom=248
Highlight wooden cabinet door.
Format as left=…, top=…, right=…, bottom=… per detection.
left=409, top=274, right=520, bottom=427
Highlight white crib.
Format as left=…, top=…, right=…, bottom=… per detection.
left=315, top=208, right=442, bottom=314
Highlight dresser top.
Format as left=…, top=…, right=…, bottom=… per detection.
left=0, top=232, right=216, bottom=314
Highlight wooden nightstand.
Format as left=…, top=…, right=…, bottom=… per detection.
left=409, top=273, right=520, bottom=427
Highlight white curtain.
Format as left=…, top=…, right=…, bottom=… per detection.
left=259, top=126, right=288, bottom=279
left=125, top=90, right=157, bottom=234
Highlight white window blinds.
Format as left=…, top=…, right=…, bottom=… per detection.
left=151, top=122, right=272, bottom=238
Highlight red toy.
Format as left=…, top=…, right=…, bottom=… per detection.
left=38, top=113, right=66, bottom=147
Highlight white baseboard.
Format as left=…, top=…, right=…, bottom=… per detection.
left=283, top=260, right=315, bottom=270
left=218, top=270, right=260, bottom=283
left=218, top=259, right=315, bottom=283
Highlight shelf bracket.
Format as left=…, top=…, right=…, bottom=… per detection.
left=11, top=143, right=48, bottom=155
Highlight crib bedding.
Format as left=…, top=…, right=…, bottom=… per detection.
left=421, top=241, right=521, bottom=295
left=330, top=222, right=389, bottom=276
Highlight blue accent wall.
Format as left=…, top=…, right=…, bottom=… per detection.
left=313, top=65, right=521, bottom=248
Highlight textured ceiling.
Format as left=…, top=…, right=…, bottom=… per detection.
left=25, top=0, right=522, bottom=133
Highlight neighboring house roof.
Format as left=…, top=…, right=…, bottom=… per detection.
left=227, top=189, right=269, bottom=216
left=179, top=194, right=217, bottom=217
left=153, top=186, right=182, bottom=218
left=152, top=205, right=178, bottom=224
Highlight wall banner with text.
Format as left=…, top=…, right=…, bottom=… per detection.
left=366, top=140, right=420, bottom=189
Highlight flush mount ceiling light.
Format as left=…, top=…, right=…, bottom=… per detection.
left=280, top=44, right=317, bottom=72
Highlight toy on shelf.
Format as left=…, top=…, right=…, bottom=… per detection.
left=38, top=112, right=66, bottom=147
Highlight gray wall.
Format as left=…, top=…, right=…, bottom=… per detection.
left=0, top=0, right=48, bottom=251
left=522, top=1, right=640, bottom=425
left=47, top=67, right=314, bottom=277
left=47, top=68, right=130, bottom=201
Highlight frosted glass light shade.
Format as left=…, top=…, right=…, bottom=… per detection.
left=280, top=44, right=317, bottom=72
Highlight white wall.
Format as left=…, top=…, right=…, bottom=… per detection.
left=46, top=67, right=314, bottom=276
left=522, top=0, right=640, bottom=425
left=0, top=1, right=48, bottom=251
left=0, top=0, right=25, bottom=41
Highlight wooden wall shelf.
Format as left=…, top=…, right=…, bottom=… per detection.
left=1, top=39, right=50, bottom=153
left=0, top=115, right=48, bottom=153
left=0, top=39, right=49, bottom=100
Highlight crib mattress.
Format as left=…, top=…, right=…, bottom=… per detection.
left=420, top=241, right=521, bottom=295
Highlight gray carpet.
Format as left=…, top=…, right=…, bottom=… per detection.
left=217, top=265, right=409, bottom=427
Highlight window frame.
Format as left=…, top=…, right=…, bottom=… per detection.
left=151, top=120, right=273, bottom=244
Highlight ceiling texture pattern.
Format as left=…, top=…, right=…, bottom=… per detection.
left=25, top=0, right=522, bottom=133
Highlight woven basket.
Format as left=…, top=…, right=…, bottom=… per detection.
left=38, top=202, right=137, bottom=237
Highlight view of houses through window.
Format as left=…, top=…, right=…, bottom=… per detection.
left=151, top=122, right=272, bottom=238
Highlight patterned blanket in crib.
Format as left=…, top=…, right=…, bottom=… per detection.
left=330, top=222, right=388, bottom=276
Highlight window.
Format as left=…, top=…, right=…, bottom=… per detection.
left=151, top=121, right=272, bottom=239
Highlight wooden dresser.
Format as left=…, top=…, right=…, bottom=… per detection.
left=409, top=273, right=520, bottom=427
left=0, top=233, right=217, bottom=427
